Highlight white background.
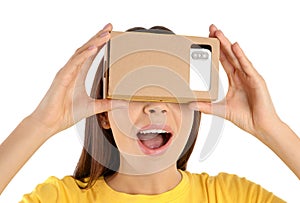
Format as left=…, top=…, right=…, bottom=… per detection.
left=0, top=0, right=300, bottom=202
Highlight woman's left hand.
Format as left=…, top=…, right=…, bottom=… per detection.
left=189, top=24, right=281, bottom=139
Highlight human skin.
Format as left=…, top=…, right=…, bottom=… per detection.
left=106, top=101, right=194, bottom=175
left=0, top=23, right=299, bottom=196
left=0, top=23, right=128, bottom=194
left=189, top=25, right=300, bottom=181
left=102, top=26, right=300, bottom=194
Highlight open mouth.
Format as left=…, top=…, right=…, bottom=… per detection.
left=136, top=127, right=173, bottom=155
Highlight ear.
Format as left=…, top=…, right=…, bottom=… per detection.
left=98, top=112, right=111, bottom=130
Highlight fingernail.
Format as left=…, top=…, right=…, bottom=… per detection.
left=211, top=24, right=218, bottom=30
left=103, top=23, right=111, bottom=30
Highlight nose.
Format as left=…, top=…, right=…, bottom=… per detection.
left=143, top=102, right=168, bottom=115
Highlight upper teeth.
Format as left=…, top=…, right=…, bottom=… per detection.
left=138, top=129, right=169, bottom=134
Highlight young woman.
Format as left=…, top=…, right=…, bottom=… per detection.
left=0, top=23, right=299, bottom=202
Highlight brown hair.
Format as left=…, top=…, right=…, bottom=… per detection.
left=74, top=26, right=201, bottom=189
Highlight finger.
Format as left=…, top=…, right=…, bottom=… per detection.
left=232, top=42, right=259, bottom=76
left=188, top=101, right=213, bottom=114
left=74, top=49, right=98, bottom=88
left=96, top=23, right=113, bottom=38
left=54, top=45, right=99, bottom=88
left=75, top=32, right=111, bottom=86
left=68, top=32, right=110, bottom=72
left=57, top=23, right=112, bottom=81
left=62, top=27, right=111, bottom=103
left=209, top=24, right=218, bottom=38
left=215, top=30, right=243, bottom=71
left=76, top=23, right=113, bottom=55
left=208, top=25, right=235, bottom=86
left=208, top=24, right=233, bottom=73
left=72, top=24, right=113, bottom=90
left=188, top=100, right=226, bottom=118
left=90, top=99, right=129, bottom=116
left=219, top=49, right=236, bottom=86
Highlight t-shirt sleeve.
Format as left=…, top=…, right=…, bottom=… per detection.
left=214, top=173, right=286, bottom=203
left=19, top=176, right=61, bottom=203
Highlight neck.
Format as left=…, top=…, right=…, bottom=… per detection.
left=105, top=165, right=182, bottom=195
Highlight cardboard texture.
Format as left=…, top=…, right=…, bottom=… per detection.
left=103, top=31, right=220, bottom=103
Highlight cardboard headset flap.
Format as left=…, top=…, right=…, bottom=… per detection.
left=103, top=31, right=220, bottom=103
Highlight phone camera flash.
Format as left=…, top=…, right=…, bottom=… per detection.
left=191, top=51, right=209, bottom=60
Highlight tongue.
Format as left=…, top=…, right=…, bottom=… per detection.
left=139, top=133, right=164, bottom=149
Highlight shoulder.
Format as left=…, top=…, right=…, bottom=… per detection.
left=181, top=170, right=285, bottom=203
left=20, top=176, right=85, bottom=203
left=39, top=175, right=83, bottom=191
left=182, top=170, right=248, bottom=185
left=183, top=170, right=262, bottom=187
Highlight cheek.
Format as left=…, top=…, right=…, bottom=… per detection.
left=107, top=103, right=195, bottom=157
left=169, top=104, right=194, bottom=136
left=181, top=105, right=194, bottom=131
left=108, top=102, right=141, bottom=131
left=107, top=104, right=196, bottom=175
left=171, top=105, right=195, bottom=151
left=107, top=108, right=140, bottom=154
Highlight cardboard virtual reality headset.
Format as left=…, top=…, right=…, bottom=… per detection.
left=102, top=30, right=220, bottom=103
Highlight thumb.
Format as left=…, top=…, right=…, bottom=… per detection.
left=188, top=100, right=226, bottom=118
left=92, top=99, right=129, bottom=115
left=188, top=102, right=213, bottom=114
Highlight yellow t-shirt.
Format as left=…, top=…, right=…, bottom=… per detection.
left=20, top=170, right=285, bottom=203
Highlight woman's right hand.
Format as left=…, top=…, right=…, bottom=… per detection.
left=0, top=23, right=131, bottom=193
left=29, top=23, right=127, bottom=137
